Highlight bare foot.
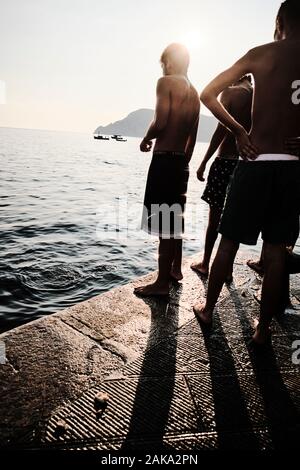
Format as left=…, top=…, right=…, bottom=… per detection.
left=191, top=261, right=209, bottom=277
left=252, top=324, right=272, bottom=345
left=193, top=303, right=213, bottom=326
left=247, top=260, right=264, bottom=276
left=134, top=282, right=169, bottom=298
left=170, top=268, right=183, bottom=282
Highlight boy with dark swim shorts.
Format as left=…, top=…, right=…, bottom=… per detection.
left=191, top=76, right=253, bottom=281
left=194, top=1, right=300, bottom=345
left=134, top=43, right=200, bottom=298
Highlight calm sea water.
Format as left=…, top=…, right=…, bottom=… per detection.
left=1, top=127, right=296, bottom=333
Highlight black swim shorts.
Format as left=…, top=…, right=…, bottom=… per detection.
left=141, top=151, right=189, bottom=239
left=219, top=160, right=300, bottom=245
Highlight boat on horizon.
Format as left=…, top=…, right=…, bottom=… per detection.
left=94, top=134, right=110, bottom=140
left=111, top=134, right=127, bottom=142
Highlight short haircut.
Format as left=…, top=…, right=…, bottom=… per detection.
left=278, top=0, right=300, bottom=24
left=161, top=43, right=190, bottom=71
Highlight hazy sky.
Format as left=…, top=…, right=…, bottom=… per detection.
left=0, top=0, right=282, bottom=133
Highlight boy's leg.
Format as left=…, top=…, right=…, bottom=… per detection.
left=287, top=249, right=300, bottom=274
left=134, top=238, right=175, bottom=297
left=171, top=239, right=183, bottom=281
left=193, top=236, right=239, bottom=324
left=191, top=207, right=222, bottom=276
left=247, top=242, right=265, bottom=275
left=253, top=243, right=286, bottom=344
left=280, top=270, right=291, bottom=310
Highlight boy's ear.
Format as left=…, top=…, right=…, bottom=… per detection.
left=276, top=16, right=284, bottom=38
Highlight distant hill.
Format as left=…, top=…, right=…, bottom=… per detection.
left=94, top=108, right=217, bottom=143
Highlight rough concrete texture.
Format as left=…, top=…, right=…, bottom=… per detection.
left=0, top=254, right=299, bottom=450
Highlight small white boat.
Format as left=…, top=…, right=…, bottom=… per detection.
left=94, top=134, right=110, bottom=140
left=111, top=134, right=127, bottom=142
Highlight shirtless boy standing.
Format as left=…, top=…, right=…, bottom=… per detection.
left=134, top=43, right=200, bottom=297
left=194, top=0, right=300, bottom=344
left=191, top=76, right=253, bottom=281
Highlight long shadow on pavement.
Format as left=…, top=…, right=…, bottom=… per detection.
left=121, top=284, right=182, bottom=450
left=227, top=285, right=300, bottom=449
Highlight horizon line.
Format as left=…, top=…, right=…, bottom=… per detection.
left=0, top=125, right=90, bottom=135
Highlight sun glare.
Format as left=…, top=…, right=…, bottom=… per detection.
left=178, top=31, right=202, bottom=52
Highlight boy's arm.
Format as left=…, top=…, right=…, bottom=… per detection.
left=196, top=123, right=227, bottom=180
left=203, top=123, right=228, bottom=163
left=197, top=90, right=231, bottom=181
left=200, top=50, right=258, bottom=159
left=140, top=77, right=171, bottom=152
left=185, top=116, right=200, bottom=163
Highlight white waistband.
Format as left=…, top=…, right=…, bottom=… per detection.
left=239, top=154, right=299, bottom=162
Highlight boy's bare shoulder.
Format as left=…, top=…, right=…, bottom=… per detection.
left=247, top=41, right=280, bottom=58
left=157, top=76, right=199, bottom=103
left=157, top=76, right=174, bottom=88
left=158, top=75, right=194, bottom=86
left=156, top=76, right=179, bottom=95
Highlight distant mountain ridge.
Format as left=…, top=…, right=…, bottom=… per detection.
left=95, top=108, right=217, bottom=143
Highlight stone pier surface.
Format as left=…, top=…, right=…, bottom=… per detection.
left=0, top=254, right=300, bottom=451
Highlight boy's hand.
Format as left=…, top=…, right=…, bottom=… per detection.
left=235, top=128, right=259, bottom=160
left=197, top=162, right=206, bottom=181
left=140, top=138, right=152, bottom=152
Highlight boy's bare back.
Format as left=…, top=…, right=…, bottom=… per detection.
left=219, top=84, right=253, bottom=156
left=154, top=75, right=200, bottom=153
left=249, top=39, right=300, bottom=153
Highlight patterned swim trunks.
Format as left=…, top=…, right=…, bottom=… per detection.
left=201, top=157, right=238, bottom=211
